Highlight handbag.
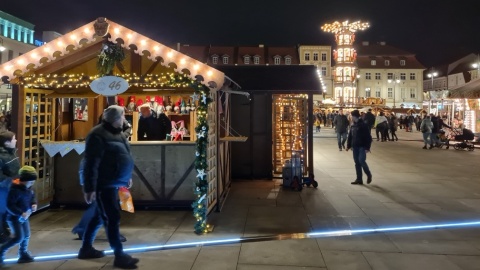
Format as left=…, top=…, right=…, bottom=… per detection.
left=118, top=187, right=134, bottom=213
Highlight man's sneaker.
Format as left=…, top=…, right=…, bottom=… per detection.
left=114, top=254, right=139, bottom=269
left=367, top=175, right=373, bottom=184
left=351, top=180, right=363, bottom=185
left=78, top=247, right=105, bottom=259
left=17, top=251, right=34, bottom=263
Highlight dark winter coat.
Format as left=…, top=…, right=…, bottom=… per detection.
left=82, top=121, right=134, bottom=193
left=6, top=183, right=36, bottom=220
left=347, top=119, right=372, bottom=150
left=0, top=146, right=20, bottom=215
left=158, top=113, right=172, bottom=140
left=365, top=112, right=375, bottom=127
left=138, top=113, right=164, bottom=141
left=333, top=114, right=349, bottom=133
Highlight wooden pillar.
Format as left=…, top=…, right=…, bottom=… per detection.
left=307, top=93, right=314, bottom=176
left=11, top=84, right=25, bottom=164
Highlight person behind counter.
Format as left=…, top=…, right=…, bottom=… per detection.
left=137, top=104, right=171, bottom=141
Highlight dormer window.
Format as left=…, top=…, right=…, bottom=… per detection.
left=222, top=55, right=229, bottom=64
left=254, top=56, right=260, bottom=65
left=400, top=60, right=406, bottom=66
left=385, top=60, right=390, bottom=66
left=285, top=56, right=292, bottom=65
left=244, top=55, right=250, bottom=64
left=274, top=55, right=281, bottom=65
left=212, top=55, right=218, bottom=64
left=371, top=60, right=376, bottom=66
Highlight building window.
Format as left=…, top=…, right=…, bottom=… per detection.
left=274, top=57, right=281, bottom=65
left=304, top=52, right=310, bottom=61
left=222, top=56, right=229, bottom=64
left=321, top=67, right=327, bottom=76
left=375, top=87, right=381, bottom=97
left=385, top=60, right=390, bottom=66
left=410, top=73, right=416, bottom=80
left=254, top=56, right=260, bottom=65
left=400, top=60, right=406, bottom=66
left=365, top=87, right=371, bottom=97
left=400, top=73, right=406, bottom=80
left=8, top=50, right=14, bottom=61
left=313, top=52, right=319, bottom=61
left=375, top=73, right=381, bottom=80
left=410, top=88, right=416, bottom=98
left=212, top=56, right=218, bottom=64
left=285, top=57, right=291, bottom=65
left=244, top=56, right=250, bottom=64
left=400, top=88, right=406, bottom=99
left=387, top=88, right=393, bottom=98
left=321, top=53, right=327, bottom=61
left=371, top=60, right=376, bottom=66
left=387, top=73, right=393, bottom=80
left=365, top=73, right=371, bottom=80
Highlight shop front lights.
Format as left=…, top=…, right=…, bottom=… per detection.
left=0, top=38, right=6, bottom=52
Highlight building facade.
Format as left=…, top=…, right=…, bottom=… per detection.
left=298, top=45, right=332, bottom=103
left=356, top=41, right=425, bottom=109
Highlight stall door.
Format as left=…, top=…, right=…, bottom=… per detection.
left=21, top=88, right=56, bottom=208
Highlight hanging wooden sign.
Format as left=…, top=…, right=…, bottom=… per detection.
left=90, top=76, right=129, bottom=96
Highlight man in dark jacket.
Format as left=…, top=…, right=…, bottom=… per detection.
left=346, top=110, right=373, bottom=185
left=137, top=105, right=164, bottom=141
left=0, top=131, right=20, bottom=243
left=333, top=109, right=349, bottom=151
left=79, top=105, right=139, bottom=269
left=430, top=113, right=440, bottom=148
left=364, top=109, right=375, bottom=130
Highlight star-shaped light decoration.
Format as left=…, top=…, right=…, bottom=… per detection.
left=191, top=92, right=200, bottom=102
left=196, top=169, right=207, bottom=179
left=196, top=130, right=205, bottom=138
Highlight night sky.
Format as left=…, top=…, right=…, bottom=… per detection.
left=2, top=0, right=479, bottom=68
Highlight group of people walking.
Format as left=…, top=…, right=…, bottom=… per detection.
left=0, top=105, right=140, bottom=269
left=419, top=113, right=446, bottom=149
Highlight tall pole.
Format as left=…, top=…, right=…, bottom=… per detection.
left=427, top=68, right=438, bottom=114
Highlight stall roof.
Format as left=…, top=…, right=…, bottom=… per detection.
left=218, top=65, right=321, bottom=92
left=448, top=77, right=480, bottom=99
left=0, top=17, right=224, bottom=90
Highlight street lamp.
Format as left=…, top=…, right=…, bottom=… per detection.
left=427, top=69, right=438, bottom=114
left=0, top=37, right=6, bottom=52
left=388, top=76, right=401, bottom=108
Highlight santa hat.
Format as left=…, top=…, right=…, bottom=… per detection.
left=117, top=96, right=125, bottom=107
left=145, top=96, right=151, bottom=103
left=136, top=99, right=144, bottom=107
left=155, top=96, right=163, bottom=105
left=175, top=100, right=181, bottom=107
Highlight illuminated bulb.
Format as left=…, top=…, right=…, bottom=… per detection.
left=193, top=64, right=199, bottom=70
left=180, top=58, right=186, bottom=64
left=84, top=28, right=90, bottom=34
left=57, top=41, right=63, bottom=47
left=127, top=33, right=133, bottom=39
left=17, top=59, right=25, bottom=65
left=153, top=45, right=160, bottom=51
left=114, top=28, right=120, bottom=34
left=44, top=47, right=50, bottom=53
left=141, top=40, right=147, bottom=46
left=4, top=65, right=13, bottom=71
left=207, top=71, right=212, bottom=77
left=167, top=51, right=173, bottom=58
left=70, top=34, right=77, bottom=40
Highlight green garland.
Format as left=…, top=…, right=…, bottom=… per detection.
left=97, top=41, right=125, bottom=76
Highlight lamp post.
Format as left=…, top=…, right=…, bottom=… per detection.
left=388, top=75, right=401, bottom=108
left=0, top=37, right=6, bottom=52
left=427, top=69, right=438, bottom=114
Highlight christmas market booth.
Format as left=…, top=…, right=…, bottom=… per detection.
left=218, top=65, right=321, bottom=179
left=448, top=77, right=480, bottom=133
left=0, top=18, right=238, bottom=233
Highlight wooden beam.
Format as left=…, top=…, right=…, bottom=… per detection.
left=143, top=58, right=160, bottom=76
left=130, top=49, right=142, bottom=75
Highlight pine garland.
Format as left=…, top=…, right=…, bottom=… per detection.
left=97, top=41, right=125, bottom=76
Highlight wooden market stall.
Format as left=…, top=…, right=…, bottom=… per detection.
left=0, top=18, right=234, bottom=225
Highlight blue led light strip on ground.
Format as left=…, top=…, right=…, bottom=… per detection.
left=3, top=220, right=480, bottom=264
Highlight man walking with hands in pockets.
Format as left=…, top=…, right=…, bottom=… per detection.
left=346, top=110, right=373, bottom=185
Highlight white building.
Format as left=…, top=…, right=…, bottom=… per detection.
left=298, top=45, right=332, bottom=103
left=356, top=41, right=425, bottom=109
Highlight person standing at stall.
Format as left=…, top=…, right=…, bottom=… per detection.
left=0, top=131, right=20, bottom=243
left=78, top=105, right=139, bottom=269
left=137, top=104, right=164, bottom=141
left=346, top=110, right=373, bottom=185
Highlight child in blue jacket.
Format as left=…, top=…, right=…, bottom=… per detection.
left=0, top=166, right=37, bottom=265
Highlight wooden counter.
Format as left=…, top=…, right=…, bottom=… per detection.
left=53, top=141, right=197, bottom=208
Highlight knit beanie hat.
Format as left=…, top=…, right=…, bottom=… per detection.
left=103, top=105, right=124, bottom=124
left=19, top=165, right=37, bottom=182
left=0, top=131, right=15, bottom=147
